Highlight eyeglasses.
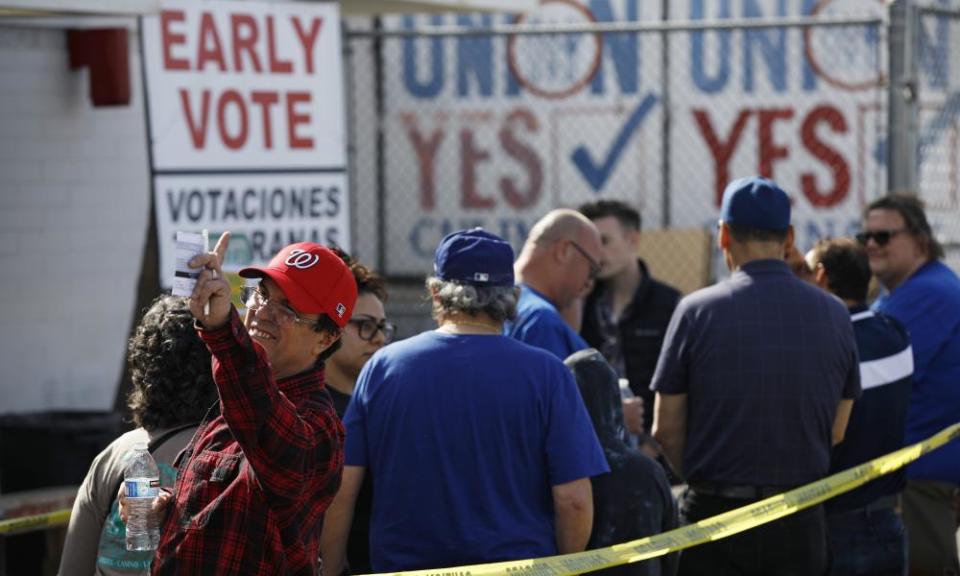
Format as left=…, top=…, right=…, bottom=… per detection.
left=855, top=229, right=906, bottom=247
left=240, top=285, right=316, bottom=328
left=569, top=240, right=601, bottom=279
left=349, top=316, right=396, bottom=343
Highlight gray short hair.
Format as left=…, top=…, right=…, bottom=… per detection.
left=426, top=277, right=520, bottom=324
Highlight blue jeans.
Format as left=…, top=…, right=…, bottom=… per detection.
left=826, top=506, right=906, bottom=576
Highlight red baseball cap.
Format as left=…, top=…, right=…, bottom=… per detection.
left=238, top=243, right=358, bottom=328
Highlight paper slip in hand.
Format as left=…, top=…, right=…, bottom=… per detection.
left=172, top=230, right=208, bottom=297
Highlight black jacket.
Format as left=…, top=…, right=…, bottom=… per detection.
left=581, top=260, right=681, bottom=432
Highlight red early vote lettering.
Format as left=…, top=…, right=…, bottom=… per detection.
left=801, top=105, right=850, bottom=208
left=196, top=12, right=227, bottom=72
left=217, top=89, right=248, bottom=150
left=230, top=13, right=262, bottom=73
left=266, top=16, right=293, bottom=74
left=286, top=91, right=313, bottom=149
left=160, top=10, right=189, bottom=71
left=693, top=108, right=752, bottom=207
left=251, top=91, right=279, bottom=149
left=180, top=89, right=211, bottom=148
left=292, top=17, right=323, bottom=75
left=757, top=108, right=794, bottom=180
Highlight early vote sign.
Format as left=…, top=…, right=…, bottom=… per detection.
left=141, top=0, right=350, bottom=283
left=142, top=0, right=345, bottom=169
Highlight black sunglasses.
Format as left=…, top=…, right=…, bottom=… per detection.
left=855, top=229, right=906, bottom=247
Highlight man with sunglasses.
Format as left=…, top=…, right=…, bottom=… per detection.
left=506, top=209, right=602, bottom=360
left=861, top=193, right=960, bottom=576
left=127, top=234, right=357, bottom=575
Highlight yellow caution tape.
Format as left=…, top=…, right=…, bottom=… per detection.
left=0, top=508, right=71, bottom=535
left=365, top=422, right=960, bottom=576
left=1, top=421, right=956, bottom=567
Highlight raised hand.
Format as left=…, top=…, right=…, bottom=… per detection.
left=188, top=231, right=232, bottom=329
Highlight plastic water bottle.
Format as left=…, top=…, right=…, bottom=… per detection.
left=124, top=442, right=160, bottom=551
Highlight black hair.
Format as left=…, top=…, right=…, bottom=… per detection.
left=578, top=199, right=642, bottom=232
left=808, top=238, right=872, bottom=302
left=726, top=222, right=788, bottom=244
left=865, top=193, right=944, bottom=260
left=127, top=295, right=219, bottom=430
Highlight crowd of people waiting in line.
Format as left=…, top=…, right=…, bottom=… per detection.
left=57, top=176, right=960, bottom=576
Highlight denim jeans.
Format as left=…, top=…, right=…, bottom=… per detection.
left=826, top=506, right=907, bottom=576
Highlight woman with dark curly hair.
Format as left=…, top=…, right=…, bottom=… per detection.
left=59, top=295, right=218, bottom=576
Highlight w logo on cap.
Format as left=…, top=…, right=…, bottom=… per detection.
left=285, top=249, right=320, bottom=269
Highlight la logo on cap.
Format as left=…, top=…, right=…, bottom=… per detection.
left=335, top=303, right=346, bottom=318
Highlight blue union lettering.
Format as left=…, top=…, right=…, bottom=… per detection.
left=403, top=14, right=445, bottom=98
left=918, top=7, right=951, bottom=91
left=589, top=0, right=640, bottom=95
left=743, top=0, right=787, bottom=93
left=690, top=0, right=732, bottom=93
left=457, top=14, right=494, bottom=97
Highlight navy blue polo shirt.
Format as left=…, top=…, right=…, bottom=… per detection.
left=651, top=259, right=861, bottom=487
left=827, top=306, right=912, bottom=514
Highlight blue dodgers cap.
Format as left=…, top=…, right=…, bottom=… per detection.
left=720, top=177, right=791, bottom=232
left=434, top=228, right=515, bottom=287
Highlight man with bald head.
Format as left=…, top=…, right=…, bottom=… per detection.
left=506, top=209, right=603, bottom=360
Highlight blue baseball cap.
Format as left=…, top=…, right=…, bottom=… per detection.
left=720, top=177, right=791, bottom=232
left=434, top=228, right=515, bottom=287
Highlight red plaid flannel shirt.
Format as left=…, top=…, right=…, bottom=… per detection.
left=153, top=309, right=344, bottom=575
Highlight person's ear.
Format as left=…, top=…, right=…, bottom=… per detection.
left=717, top=222, right=731, bottom=250
left=783, top=225, right=796, bottom=255
left=814, top=265, right=830, bottom=290
left=555, top=239, right=572, bottom=265
left=313, top=329, right=340, bottom=357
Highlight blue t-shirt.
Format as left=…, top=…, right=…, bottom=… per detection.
left=874, top=260, right=960, bottom=483
left=505, top=284, right=589, bottom=360
left=344, top=331, right=608, bottom=572
left=651, top=260, right=861, bottom=486
left=827, top=306, right=913, bottom=514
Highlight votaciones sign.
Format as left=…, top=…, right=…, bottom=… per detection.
left=141, top=0, right=349, bottom=282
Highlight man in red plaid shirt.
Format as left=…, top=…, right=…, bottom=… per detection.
left=128, top=232, right=357, bottom=574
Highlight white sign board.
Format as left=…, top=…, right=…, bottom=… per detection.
left=142, top=0, right=346, bottom=170
left=154, top=173, right=350, bottom=267
left=142, top=0, right=349, bottom=282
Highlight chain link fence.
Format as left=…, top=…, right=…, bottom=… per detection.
left=342, top=2, right=951, bottom=334
left=915, top=4, right=960, bottom=270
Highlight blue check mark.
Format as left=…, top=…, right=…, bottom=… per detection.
left=571, top=93, right=659, bottom=192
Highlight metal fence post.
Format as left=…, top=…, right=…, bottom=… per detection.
left=660, top=0, right=671, bottom=229
left=887, top=0, right=919, bottom=193
left=373, top=16, right=387, bottom=275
